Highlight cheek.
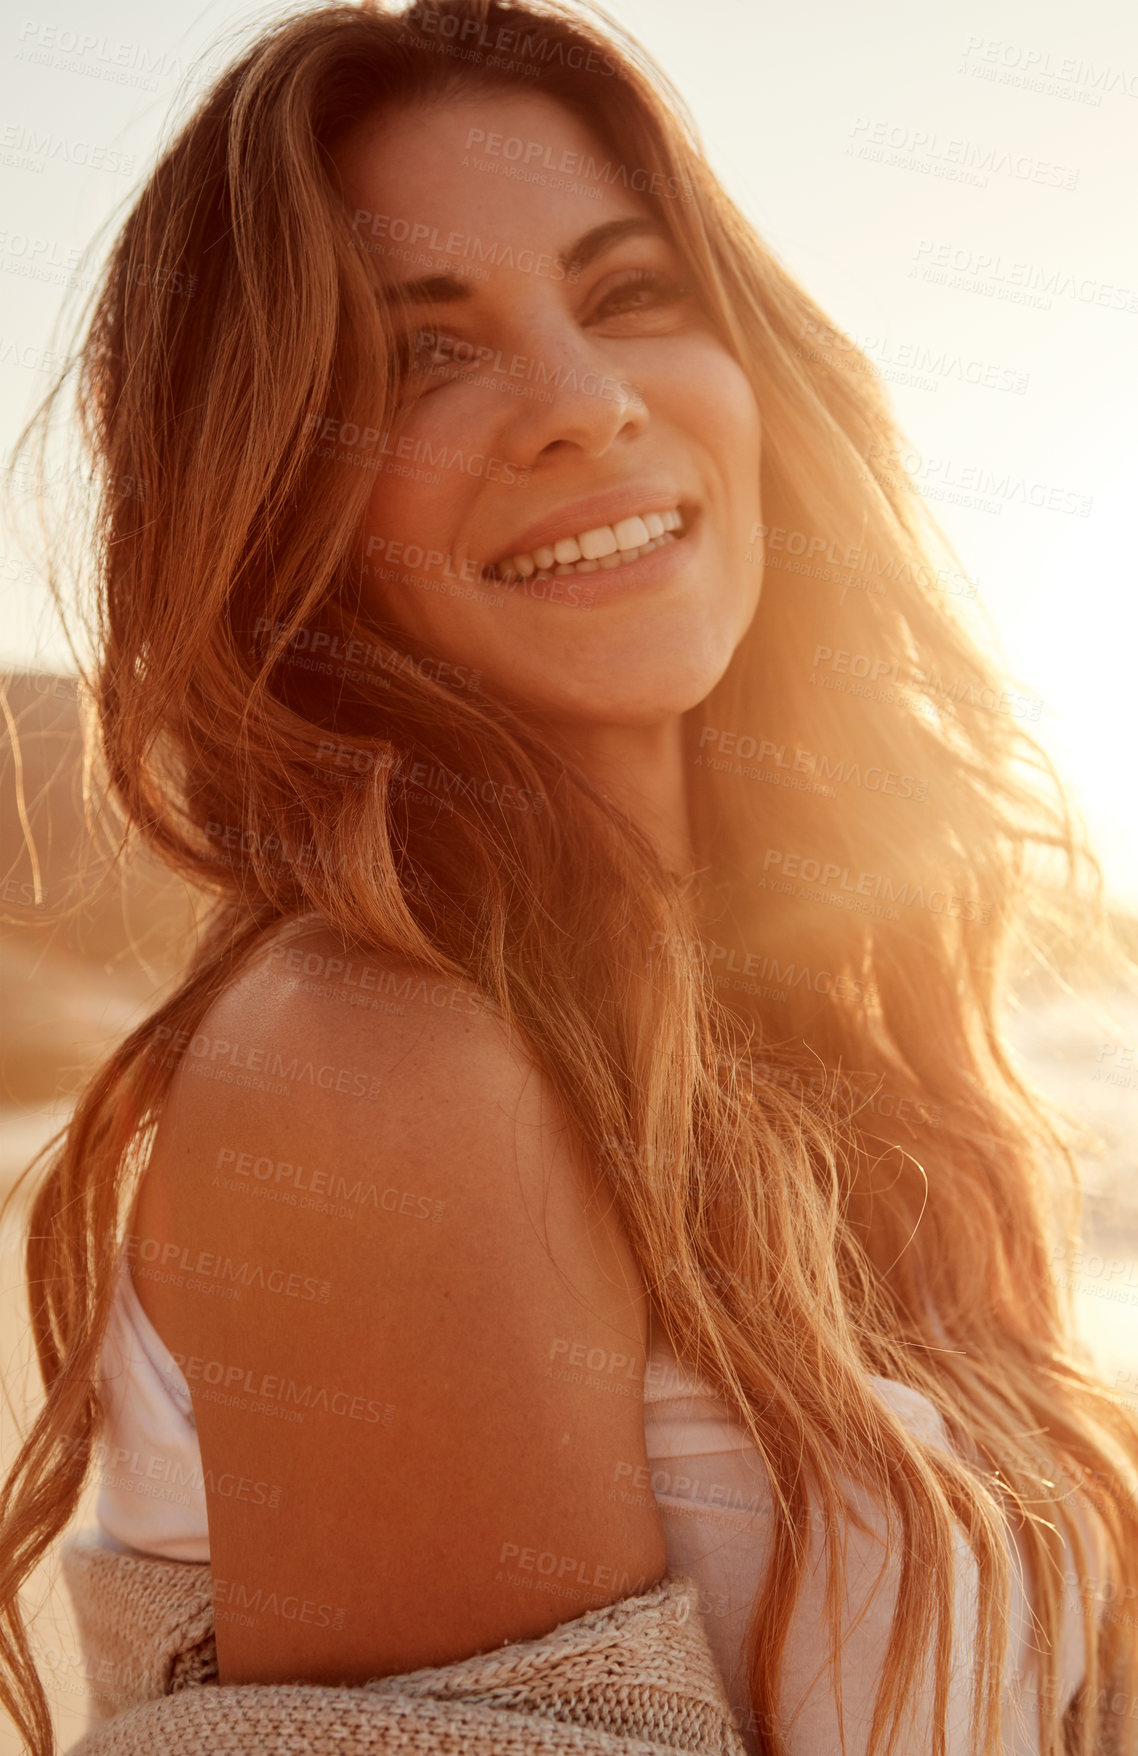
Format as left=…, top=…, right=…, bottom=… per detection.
left=359, top=468, right=476, bottom=643
left=666, top=342, right=760, bottom=502
left=363, top=458, right=451, bottom=552
left=359, top=483, right=454, bottom=641
left=708, top=362, right=762, bottom=483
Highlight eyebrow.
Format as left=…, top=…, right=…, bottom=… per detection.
left=377, top=217, right=668, bottom=308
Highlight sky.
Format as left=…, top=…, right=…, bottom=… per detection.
left=2, top=0, right=1136, bottom=902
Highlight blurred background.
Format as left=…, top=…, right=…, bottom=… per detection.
left=2, top=0, right=1137, bottom=1745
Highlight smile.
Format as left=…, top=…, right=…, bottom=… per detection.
left=484, top=507, right=686, bottom=583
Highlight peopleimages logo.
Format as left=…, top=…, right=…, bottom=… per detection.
left=808, top=643, right=1042, bottom=722
left=253, top=616, right=483, bottom=694
left=761, top=848, right=993, bottom=923
left=910, top=241, right=1138, bottom=314
left=846, top=117, right=1079, bottom=190
left=352, top=209, right=570, bottom=284
left=797, top=316, right=1029, bottom=397
left=860, top=442, right=1093, bottom=519
left=0, top=123, right=135, bottom=175
left=124, top=1230, right=332, bottom=1305
left=305, top=413, right=530, bottom=486
left=415, top=7, right=617, bottom=78
left=958, top=35, right=1138, bottom=103
left=410, top=330, right=639, bottom=406
left=14, top=21, right=184, bottom=89
left=462, top=127, right=694, bottom=202
left=696, top=725, right=928, bottom=802
left=746, top=521, right=976, bottom=598
left=648, top=931, right=866, bottom=1007
left=314, top=735, right=547, bottom=816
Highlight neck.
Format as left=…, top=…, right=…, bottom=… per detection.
left=539, top=716, right=695, bottom=879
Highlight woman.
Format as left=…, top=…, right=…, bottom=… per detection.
left=2, top=1, right=1136, bottom=1752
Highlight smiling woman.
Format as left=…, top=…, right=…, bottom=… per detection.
left=334, top=91, right=762, bottom=866
left=2, top=3, right=1138, bottom=1756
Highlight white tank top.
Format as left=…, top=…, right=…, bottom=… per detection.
left=94, top=1249, right=1096, bottom=1756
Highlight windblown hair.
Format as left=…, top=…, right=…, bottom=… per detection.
left=3, top=2, right=1137, bottom=1753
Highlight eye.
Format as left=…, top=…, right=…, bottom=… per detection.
left=393, top=328, right=454, bottom=374
left=588, top=267, right=694, bottom=322
left=388, top=326, right=468, bottom=405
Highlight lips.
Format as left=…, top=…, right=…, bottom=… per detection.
left=479, top=488, right=692, bottom=582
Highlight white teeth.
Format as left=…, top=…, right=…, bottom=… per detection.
left=491, top=506, right=686, bottom=582
left=613, top=514, right=650, bottom=550
left=579, top=525, right=619, bottom=560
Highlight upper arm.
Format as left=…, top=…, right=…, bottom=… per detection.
left=129, top=928, right=666, bottom=1686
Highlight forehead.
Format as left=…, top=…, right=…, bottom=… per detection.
left=333, top=89, right=654, bottom=262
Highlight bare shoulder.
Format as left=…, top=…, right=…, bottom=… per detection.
left=129, top=919, right=664, bottom=1687
left=155, top=915, right=508, bottom=1098
left=141, top=918, right=638, bottom=1275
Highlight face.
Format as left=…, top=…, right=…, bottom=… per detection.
left=334, top=90, right=762, bottom=735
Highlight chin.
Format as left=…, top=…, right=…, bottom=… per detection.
left=623, top=656, right=740, bottom=714
left=537, top=676, right=723, bottom=724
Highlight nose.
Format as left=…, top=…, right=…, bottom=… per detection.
left=494, top=324, right=650, bottom=466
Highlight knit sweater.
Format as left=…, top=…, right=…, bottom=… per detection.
left=59, top=1528, right=748, bottom=1754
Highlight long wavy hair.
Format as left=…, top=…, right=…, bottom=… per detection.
left=3, top=2, right=1138, bottom=1753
